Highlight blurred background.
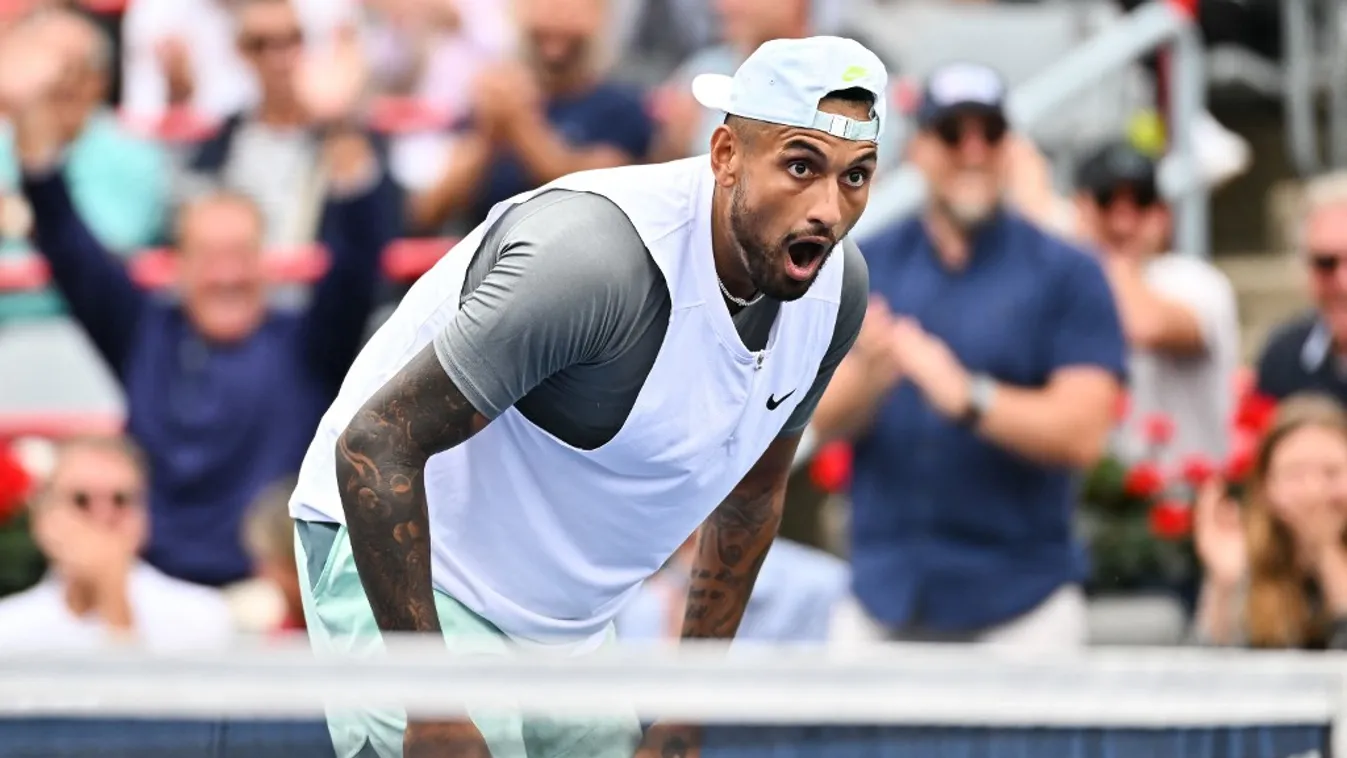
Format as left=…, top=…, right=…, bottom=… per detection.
left=0, top=0, right=1344, bottom=666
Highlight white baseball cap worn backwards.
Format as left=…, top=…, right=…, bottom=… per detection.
left=691, top=36, right=889, bottom=143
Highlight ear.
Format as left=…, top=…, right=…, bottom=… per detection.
left=708, top=124, right=741, bottom=189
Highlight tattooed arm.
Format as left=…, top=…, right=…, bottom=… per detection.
left=335, top=343, right=488, bottom=634
left=682, top=433, right=800, bottom=639
left=336, top=344, right=495, bottom=756
left=635, top=433, right=802, bottom=758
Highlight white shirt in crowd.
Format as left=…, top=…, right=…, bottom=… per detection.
left=121, top=0, right=359, bottom=121
left=0, top=563, right=235, bottom=652
left=1121, top=252, right=1241, bottom=465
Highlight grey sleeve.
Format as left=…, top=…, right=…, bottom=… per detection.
left=779, top=238, right=870, bottom=435
left=432, top=191, right=660, bottom=420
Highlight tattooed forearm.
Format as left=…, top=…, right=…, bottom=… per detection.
left=681, top=477, right=783, bottom=640
left=334, top=344, right=487, bottom=634
left=680, top=435, right=801, bottom=640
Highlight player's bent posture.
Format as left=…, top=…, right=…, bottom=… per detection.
left=289, top=37, right=885, bottom=758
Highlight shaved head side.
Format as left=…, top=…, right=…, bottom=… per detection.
left=724, top=114, right=772, bottom=150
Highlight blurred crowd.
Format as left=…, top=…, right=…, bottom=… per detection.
left=0, top=0, right=1343, bottom=659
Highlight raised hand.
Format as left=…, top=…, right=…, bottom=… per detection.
left=155, top=36, right=194, bottom=107
left=1193, top=478, right=1247, bottom=589
left=294, top=25, right=368, bottom=126
left=0, top=24, right=66, bottom=112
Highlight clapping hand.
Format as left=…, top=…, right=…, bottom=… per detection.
left=889, top=316, right=972, bottom=419
left=470, top=62, right=541, bottom=142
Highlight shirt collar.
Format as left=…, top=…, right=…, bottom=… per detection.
left=1303, top=319, right=1334, bottom=373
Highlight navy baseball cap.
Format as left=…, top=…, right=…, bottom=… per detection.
left=916, top=62, right=1008, bottom=128
left=1076, top=141, right=1158, bottom=198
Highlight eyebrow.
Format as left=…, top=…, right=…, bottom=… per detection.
left=782, top=138, right=829, bottom=161
left=851, top=150, right=879, bottom=167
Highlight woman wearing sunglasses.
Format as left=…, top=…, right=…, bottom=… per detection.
left=0, top=436, right=234, bottom=651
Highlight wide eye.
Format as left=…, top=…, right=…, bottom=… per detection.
left=843, top=169, right=870, bottom=188
left=786, top=161, right=812, bottom=179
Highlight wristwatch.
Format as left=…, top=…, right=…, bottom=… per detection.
left=958, top=373, right=997, bottom=429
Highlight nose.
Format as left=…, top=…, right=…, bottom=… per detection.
left=805, top=177, right=844, bottom=232
left=956, top=130, right=993, bottom=164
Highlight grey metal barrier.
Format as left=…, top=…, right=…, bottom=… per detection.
left=852, top=1, right=1209, bottom=259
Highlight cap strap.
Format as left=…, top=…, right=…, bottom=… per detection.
left=810, top=111, right=880, bottom=142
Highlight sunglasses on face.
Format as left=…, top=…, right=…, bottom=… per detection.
left=1093, top=184, right=1159, bottom=209
left=67, top=490, right=139, bottom=510
left=240, top=30, right=303, bottom=54
left=931, top=114, right=1008, bottom=149
left=1309, top=251, right=1347, bottom=276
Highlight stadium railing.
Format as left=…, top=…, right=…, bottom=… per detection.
left=0, top=639, right=1341, bottom=758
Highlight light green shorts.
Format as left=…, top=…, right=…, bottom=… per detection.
left=295, top=520, right=642, bottom=758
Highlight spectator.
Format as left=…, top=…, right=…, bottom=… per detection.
left=177, top=0, right=386, bottom=249
left=242, top=476, right=303, bottom=634
left=363, top=0, right=511, bottom=116
left=1075, top=141, right=1240, bottom=465
left=1257, top=173, right=1347, bottom=407
left=0, top=435, right=234, bottom=651
left=0, top=7, right=168, bottom=254
left=121, top=0, right=358, bottom=124
left=0, top=23, right=399, bottom=588
left=816, top=63, right=1126, bottom=649
left=1193, top=394, right=1347, bottom=649
left=0, top=8, right=168, bottom=323
left=616, top=534, right=848, bottom=643
left=363, top=0, right=513, bottom=198
left=409, top=0, right=655, bottom=232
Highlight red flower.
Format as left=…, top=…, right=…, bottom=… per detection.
left=1179, top=454, right=1217, bottom=488
left=0, top=445, right=32, bottom=525
left=1233, top=392, right=1278, bottom=436
left=1149, top=500, right=1193, bottom=540
left=1123, top=462, right=1166, bottom=499
left=1142, top=413, right=1175, bottom=447
left=809, top=442, right=853, bottom=493
left=1224, top=429, right=1259, bottom=483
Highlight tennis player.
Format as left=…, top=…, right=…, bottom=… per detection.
left=290, top=36, right=886, bottom=758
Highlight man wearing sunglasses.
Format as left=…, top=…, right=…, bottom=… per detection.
left=1076, top=141, right=1240, bottom=466
left=1256, top=174, right=1347, bottom=406
left=0, top=436, right=233, bottom=651
left=817, top=62, right=1126, bottom=649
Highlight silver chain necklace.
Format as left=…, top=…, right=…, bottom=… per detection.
left=717, top=276, right=764, bottom=308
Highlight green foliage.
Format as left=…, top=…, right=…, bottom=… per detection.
left=0, top=511, right=46, bottom=598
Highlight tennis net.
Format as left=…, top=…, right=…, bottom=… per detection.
left=0, top=639, right=1341, bottom=758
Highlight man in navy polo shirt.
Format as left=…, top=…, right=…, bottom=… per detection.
left=815, top=63, right=1126, bottom=647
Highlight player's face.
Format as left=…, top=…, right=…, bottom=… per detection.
left=725, top=98, right=877, bottom=301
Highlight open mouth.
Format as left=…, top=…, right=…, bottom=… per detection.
left=784, top=239, right=829, bottom=281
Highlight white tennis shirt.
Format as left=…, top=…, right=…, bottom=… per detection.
left=291, top=158, right=844, bottom=646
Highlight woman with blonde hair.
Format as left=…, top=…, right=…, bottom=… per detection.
left=1194, top=393, right=1347, bottom=648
